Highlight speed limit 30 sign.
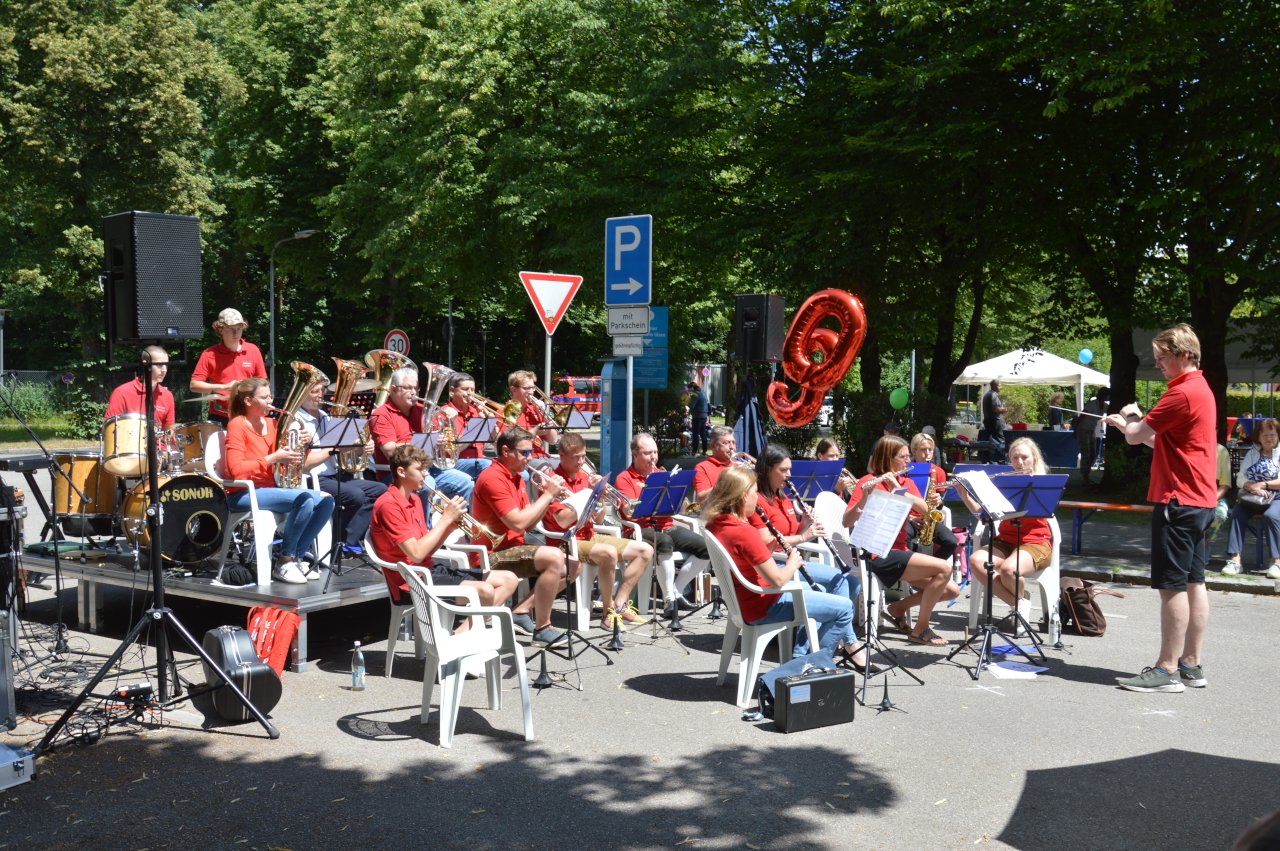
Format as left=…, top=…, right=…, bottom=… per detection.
left=384, top=328, right=410, bottom=356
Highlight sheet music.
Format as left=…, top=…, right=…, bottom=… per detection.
left=955, top=470, right=1015, bottom=518
left=848, top=490, right=914, bottom=558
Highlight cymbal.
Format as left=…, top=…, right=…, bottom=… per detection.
left=184, top=393, right=227, bottom=404
left=328, top=377, right=379, bottom=393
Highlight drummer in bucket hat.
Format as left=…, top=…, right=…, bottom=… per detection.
left=190, top=307, right=267, bottom=424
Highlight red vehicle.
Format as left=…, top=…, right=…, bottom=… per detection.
left=552, top=375, right=602, bottom=413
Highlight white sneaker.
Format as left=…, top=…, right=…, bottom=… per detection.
left=1221, top=558, right=1242, bottom=575
left=1266, top=564, right=1280, bottom=580
left=272, top=560, right=307, bottom=584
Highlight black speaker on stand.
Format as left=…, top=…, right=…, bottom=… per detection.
left=103, top=211, right=203, bottom=344
left=733, top=294, right=785, bottom=364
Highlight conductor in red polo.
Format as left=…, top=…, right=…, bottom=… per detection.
left=190, top=308, right=267, bottom=424
left=693, top=426, right=737, bottom=503
left=104, top=345, right=175, bottom=430
left=1104, top=323, right=1217, bottom=694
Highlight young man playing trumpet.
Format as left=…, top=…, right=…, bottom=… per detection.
left=508, top=370, right=558, bottom=459
left=370, top=445, right=518, bottom=615
left=544, top=433, right=652, bottom=629
left=471, top=427, right=575, bottom=645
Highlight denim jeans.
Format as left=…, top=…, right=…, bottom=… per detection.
left=1226, top=500, right=1280, bottom=560
left=228, top=487, right=334, bottom=560
left=452, top=458, right=491, bottom=480
left=751, top=580, right=855, bottom=661
left=429, top=466, right=474, bottom=504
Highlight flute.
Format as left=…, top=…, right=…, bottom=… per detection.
left=861, top=471, right=898, bottom=490
left=784, top=481, right=853, bottom=573
left=754, top=505, right=821, bottom=591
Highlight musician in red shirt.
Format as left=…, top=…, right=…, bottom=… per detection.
left=614, top=432, right=709, bottom=621
left=368, top=366, right=473, bottom=505
left=435, top=372, right=491, bottom=480
left=693, top=426, right=736, bottom=502
left=470, top=427, right=573, bottom=646
left=508, top=370, right=557, bottom=458
left=842, top=436, right=954, bottom=647
left=369, top=444, right=517, bottom=610
left=543, top=433, right=652, bottom=629
left=104, top=345, right=175, bottom=430
left=190, top=308, right=266, bottom=423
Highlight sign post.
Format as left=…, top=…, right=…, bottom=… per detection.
left=519, top=271, right=583, bottom=403
left=605, top=214, right=652, bottom=451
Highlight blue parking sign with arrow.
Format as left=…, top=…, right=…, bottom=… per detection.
left=604, top=214, right=652, bottom=307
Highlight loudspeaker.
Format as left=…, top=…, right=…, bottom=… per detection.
left=733, top=294, right=785, bottom=363
left=104, top=211, right=203, bottom=343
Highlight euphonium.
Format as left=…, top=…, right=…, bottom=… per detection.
left=331, top=357, right=371, bottom=474
left=364, top=348, right=413, bottom=408
left=274, top=361, right=330, bottom=488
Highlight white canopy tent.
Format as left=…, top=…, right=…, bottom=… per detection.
left=954, top=348, right=1111, bottom=414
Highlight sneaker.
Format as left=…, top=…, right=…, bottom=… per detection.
left=271, top=561, right=307, bottom=584
left=1116, top=666, right=1185, bottom=693
left=511, top=613, right=536, bottom=635
left=601, top=608, right=622, bottom=631
left=1222, top=558, right=1242, bottom=575
left=532, top=625, right=566, bottom=646
left=1266, top=564, right=1280, bottom=580
left=619, top=601, right=649, bottom=626
left=303, top=563, right=324, bottom=580
left=1178, top=662, right=1208, bottom=688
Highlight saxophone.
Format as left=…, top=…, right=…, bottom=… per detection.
left=918, top=507, right=945, bottom=547
left=331, top=357, right=371, bottom=474
left=274, top=361, right=330, bottom=488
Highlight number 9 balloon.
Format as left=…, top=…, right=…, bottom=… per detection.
left=766, top=289, right=867, bottom=427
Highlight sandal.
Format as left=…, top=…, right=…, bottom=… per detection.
left=880, top=609, right=910, bottom=633
left=906, top=627, right=948, bottom=647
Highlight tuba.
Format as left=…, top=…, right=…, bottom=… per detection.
left=331, top=357, right=371, bottom=474
left=274, top=361, right=330, bottom=488
left=364, top=348, right=414, bottom=409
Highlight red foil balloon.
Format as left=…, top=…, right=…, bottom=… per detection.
left=766, top=289, right=867, bottom=427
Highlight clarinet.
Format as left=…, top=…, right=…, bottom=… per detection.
left=784, top=481, right=853, bottom=574
left=754, top=505, right=821, bottom=591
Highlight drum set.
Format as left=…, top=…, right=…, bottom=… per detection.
left=53, top=413, right=228, bottom=567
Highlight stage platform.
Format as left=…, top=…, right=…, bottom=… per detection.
left=20, top=551, right=390, bottom=673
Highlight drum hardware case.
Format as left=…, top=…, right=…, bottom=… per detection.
left=0, top=744, right=35, bottom=790
left=774, top=668, right=856, bottom=733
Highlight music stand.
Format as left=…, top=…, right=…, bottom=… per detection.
left=313, top=414, right=370, bottom=593
left=989, top=473, right=1068, bottom=649
left=628, top=470, right=699, bottom=642
left=944, top=463, right=1012, bottom=503
left=455, top=416, right=496, bottom=450
left=787, top=460, right=844, bottom=500
left=529, top=480, right=614, bottom=691
left=559, top=408, right=594, bottom=430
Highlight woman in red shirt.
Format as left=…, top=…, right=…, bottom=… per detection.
left=705, top=466, right=870, bottom=667
left=909, top=432, right=959, bottom=563
left=224, top=378, right=335, bottom=584
left=843, top=436, right=954, bottom=646
left=960, top=437, right=1054, bottom=619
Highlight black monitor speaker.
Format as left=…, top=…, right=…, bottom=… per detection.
left=104, top=211, right=203, bottom=344
left=733, top=293, right=785, bottom=363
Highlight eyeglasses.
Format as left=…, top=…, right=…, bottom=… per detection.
left=518, top=448, right=534, bottom=457
left=518, top=385, right=536, bottom=391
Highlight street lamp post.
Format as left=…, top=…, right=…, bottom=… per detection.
left=268, top=229, right=320, bottom=393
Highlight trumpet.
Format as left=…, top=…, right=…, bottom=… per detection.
left=528, top=465, right=573, bottom=499
left=581, top=457, right=641, bottom=514
left=731, top=452, right=757, bottom=468
left=421, top=483, right=503, bottom=547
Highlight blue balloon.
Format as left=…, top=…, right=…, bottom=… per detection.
left=1078, top=348, right=1093, bottom=365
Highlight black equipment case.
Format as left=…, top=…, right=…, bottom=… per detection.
left=774, top=668, right=856, bottom=733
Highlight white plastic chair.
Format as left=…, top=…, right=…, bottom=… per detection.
left=397, top=563, right=534, bottom=747
left=204, top=430, right=280, bottom=586
left=703, top=528, right=818, bottom=708
left=364, top=534, right=472, bottom=678
left=968, top=515, right=1062, bottom=636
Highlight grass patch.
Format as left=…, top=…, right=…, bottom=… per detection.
left=0, top=419, right=92, bottom=452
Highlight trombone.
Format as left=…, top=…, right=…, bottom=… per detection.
left=530, top=385, right=575, bottom=428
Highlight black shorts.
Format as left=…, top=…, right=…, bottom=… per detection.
left=865, top=549, right=911, bottom=588
left=1151, top=500, right=1214, bottom=591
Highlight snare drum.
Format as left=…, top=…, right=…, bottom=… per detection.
left=170, top=421, right=222, bottom=473
left=102, top=413, right=148, bottom=477
left=121, top=474, right=228, bottom=565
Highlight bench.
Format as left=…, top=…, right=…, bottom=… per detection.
left=1059, top=500, right=1154, bottom=555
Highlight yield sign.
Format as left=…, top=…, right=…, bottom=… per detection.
left=519, top=271, right=583, bottom=336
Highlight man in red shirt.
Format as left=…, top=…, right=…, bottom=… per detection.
left=544, top=433, right=652, bottom=629
left=471, top=427, right=573, bottom=645
left=1105, top=323, right=1218, bottom=693
left=508, top=370, right=557, bottom=458
left=693, top=426, right=736, bottom=502
left=104, top=345, right=175, bottom=430
left=435, top=372, right=491, bottom=480
left=369, top=445, right=517, bottom=610
left=190, top=308, right=266, bottom=423
left=368, top=366, right=474, bottom=505
left=614, top=432, right=709, bottom=622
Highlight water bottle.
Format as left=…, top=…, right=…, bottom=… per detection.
left=351, top=641, right=366, bottom=691
left=1049, top=615, right=1061, bottom=645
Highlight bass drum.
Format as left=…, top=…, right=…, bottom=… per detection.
left=121, top=474, right=227, bottom=566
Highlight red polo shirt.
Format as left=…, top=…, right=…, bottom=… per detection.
left=224, top=415, right=278, bottom=490
left=1144, top=370, right=1218, bottom=508
left=104, top=378, right=176, bottom=430
left=995, top=516, right=1052, bottom=547
left=694, top=455, right=729, bottom=496
left=749, top=491, right=800, bottom=552
left=368, top=400, right=425, bottom=467
left=370, top=486, right=429, bottom=603
left=707, top=513, right=774, bottom=623
left=543, top=466, right=596, bottom=540
left=191, top=341, right=266, bottom=419
left=851, top=474, right=922, bottom=551
left=614, top=465, right=673, bottom=531
left=471, top=461, right=529, bottom=550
